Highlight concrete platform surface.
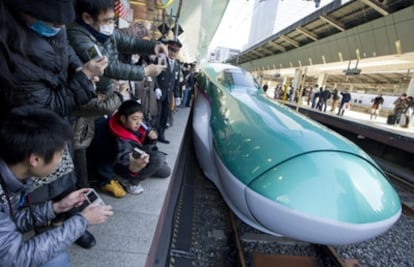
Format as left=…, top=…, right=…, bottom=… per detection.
left=69, top=107, right=191, bottom=267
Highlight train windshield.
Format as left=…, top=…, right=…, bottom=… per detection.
left=218, top=69, right=260, bottom=91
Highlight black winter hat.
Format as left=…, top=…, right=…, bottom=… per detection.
left=15, top=0, right=75, bottom=24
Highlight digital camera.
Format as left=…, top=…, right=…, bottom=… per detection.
left=85, top=189, right=105, bottom=206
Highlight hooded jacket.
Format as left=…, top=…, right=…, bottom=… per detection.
left=0, top=160, right=88, bottom=267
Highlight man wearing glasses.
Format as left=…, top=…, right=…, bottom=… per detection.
left=67, top=0, right=168, bottom=95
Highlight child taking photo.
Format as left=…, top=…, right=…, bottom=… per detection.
left=108, top=100, right=171, bottom=194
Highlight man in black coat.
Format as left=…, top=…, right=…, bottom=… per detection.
left=154, top=39, right=182, bottom=143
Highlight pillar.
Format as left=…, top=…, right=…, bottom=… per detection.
left=405, top=73, right=414, bottom=96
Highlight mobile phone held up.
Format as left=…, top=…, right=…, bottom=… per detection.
left=85, top=189, right=105, bottom=206
left=158, top=53, right=167, bottom=66
left=132, top=147, right=145, bottom=159
left=85, top=44, right=103, bottom=60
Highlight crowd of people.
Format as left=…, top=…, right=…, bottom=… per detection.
left=0, top=0, right=197, bottom=266
left=268, top=83, right=413, bottom=127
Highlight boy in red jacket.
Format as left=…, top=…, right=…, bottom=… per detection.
left=109, top=100, right=171, bottom=194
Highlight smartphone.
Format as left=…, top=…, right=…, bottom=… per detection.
left=85, top=44, right=103, bottom=60
left=85, top=189, right=105, bottom=206
left=132, top=147, right=145, bottom=159
left=158, top=53, right=167, bottom=66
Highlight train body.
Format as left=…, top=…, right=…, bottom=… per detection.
left=192, top=63, right=401, bottom=245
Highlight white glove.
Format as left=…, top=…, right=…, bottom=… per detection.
left=155, top=88, right=162, bottom=100
left=175, top=97, right=181, bottom=106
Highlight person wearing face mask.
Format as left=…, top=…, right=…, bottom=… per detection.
left=67, top=0, right=168, bottom=96
left=0, top=0, right=107, bottom=119
left=0, top=0, right=109, bottom=250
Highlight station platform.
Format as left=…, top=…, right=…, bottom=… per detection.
left=324, top=107, right=414, bottom=138
left=283, top=100, right=414, bottom=138
left=69, top=107, right=191, bottom=267
left=282, top=100, right=414, bottom=153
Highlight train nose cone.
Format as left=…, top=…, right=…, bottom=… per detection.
left=245, top=151, right=402, bottom=245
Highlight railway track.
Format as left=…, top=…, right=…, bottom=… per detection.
left=226, top=205, right=362, bottom=267
left=386, top=171, right=414, bottom=216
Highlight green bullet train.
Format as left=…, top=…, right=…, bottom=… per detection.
left=192, top=62, right=401, bottom=245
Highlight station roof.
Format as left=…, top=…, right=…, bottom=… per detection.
left=226, top=0, right=414, bottom=85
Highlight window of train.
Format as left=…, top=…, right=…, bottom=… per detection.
left=218, top=69, right=260, bottom=92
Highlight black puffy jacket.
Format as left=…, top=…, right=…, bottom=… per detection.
left=0, top=28, right=96, bottom=118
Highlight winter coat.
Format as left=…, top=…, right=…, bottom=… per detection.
left=340, top=92, right=352, bottom=104
left=108, top=113, right=152, bottom=178
left=155, top=59, right=181, bottom=103
left=0, top=29, right=96, bottom=119
left=393, top=97, right=408, bottom=114
left=0, top=160, right=88, bottom=267
left=66, top=22, right=157, bottom=94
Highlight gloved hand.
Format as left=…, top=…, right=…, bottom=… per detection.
left=175, top=97, right=181, bottom=107
left=155, top=88, right=162, bottom=100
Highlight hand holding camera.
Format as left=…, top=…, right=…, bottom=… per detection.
left=85, top=189, right=105, bottom=206
left=132, top=147, right=149, bottom=160
left=158, top=53, right=167, bottom=66
left=81, top=204, right=113, bottom=225
left=82, top=44, right=108, bottom=80
left=129, top=147, right=149, bottom=172
left=80, top=189, right=113, bottom=225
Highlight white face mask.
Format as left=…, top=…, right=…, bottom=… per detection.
left=99, top=23, right=114, bottom=36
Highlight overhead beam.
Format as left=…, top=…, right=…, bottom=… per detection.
left=320, top=15, right=345, bottom=32
left=250, top=50, right=262, bottom=57
left=279, top=35, right=300, bottom=48
left=261, top=47, right=276, bottom=56
left=266, top=40, right=286, bottom=52
left=358, top=0, right=389, bottom=16
left=296, top=27, right=318, bottom=41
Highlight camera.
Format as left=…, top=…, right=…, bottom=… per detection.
left=85, top=189, right=105, bottom=206
left=85, top=44, right=103, bottom=60
left=132, top=147, right=145, bottom=159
